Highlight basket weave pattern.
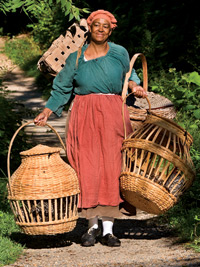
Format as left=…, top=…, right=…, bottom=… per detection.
left=7, top=123, right=80, bottom=235
left=120, top=112, right=195, bottom=214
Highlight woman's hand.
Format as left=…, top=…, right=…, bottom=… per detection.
left=128, top=81, right=147, bottom=98
left=34, top=108, right=53, bottom=126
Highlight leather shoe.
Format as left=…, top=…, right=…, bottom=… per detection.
left=81, top=227, right=101, bottom=247
left=101, top=234, right=121, bottom=247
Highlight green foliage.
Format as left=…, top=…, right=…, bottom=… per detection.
left=150, top=69, right=200, bottom=123
left=26, top=2, right=67, bottom=48
left=149, top=68, right=200, bottom=248
left=4, top=36, right=41, bottom=76
left=189, top=216, right=200, bottom=252
left=0, top=0, right=10, bottom=14
left=1, top=0, right=89, bottom=49
left=0, top=177, right=10, bottom=212
left=84, top=0, right=200, bottom=73
left=0, top=210, right=20, bottom=237
left=0, top=179, right=23, bottom=266
left=0, top=194, right=23, bottom=266
left=1, top=0, right=200, bottom=72
left=0, top=236, right=23, bottom=266
left=2, top=0, right=89, bottom=20
left=0, top=49, right=33, bottom=174
left=0, top=95, right=27, bottom=173
left=25, top=0, right=89, bottom=49
left=4, top=35, right=52, bottom=99
left=0, top=79, right=25, bottom=266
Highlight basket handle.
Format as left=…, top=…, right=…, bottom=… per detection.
left=7, top=121, right=66, bottom=196
left=122, top=53, right=149, bottom=139
left=122, top=94, right=151, bottom=139
left=122, top=53, right=148, bottom=100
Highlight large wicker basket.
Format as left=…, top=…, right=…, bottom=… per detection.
left=7, top=121, right=80, bottom=235
left=120, top=55, right=196, bottom=215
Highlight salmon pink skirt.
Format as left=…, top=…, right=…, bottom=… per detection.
left=66, top=94, right=132, bottom=209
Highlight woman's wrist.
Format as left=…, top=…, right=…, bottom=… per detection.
left=43, top=107, right=53, bottom=118
left=128, top=80, right=138, bottom=90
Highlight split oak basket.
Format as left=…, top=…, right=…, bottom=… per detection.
left=7, top=122, right=80, bottom=235
left=120, top=53, right=196, bottom=215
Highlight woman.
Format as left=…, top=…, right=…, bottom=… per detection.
left=34, top=10, right=147, bottom=247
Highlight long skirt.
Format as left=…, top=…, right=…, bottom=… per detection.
left=66, top=94, right=132, bottom=210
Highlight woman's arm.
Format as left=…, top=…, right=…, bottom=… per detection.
left=34, top=52, right=77, bottom=125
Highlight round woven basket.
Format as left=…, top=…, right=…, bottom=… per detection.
left=7, top=121, right=80, bottom=235
left=120, top=55, right=196, bottom=215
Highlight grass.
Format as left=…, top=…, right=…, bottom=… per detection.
left=4, top=35, right=41, bottom=77
left=0, top=178, right=24, bottom=266
left=4, top=35, right=52, bottom=100
left=0, top=236, right=23, bottom=266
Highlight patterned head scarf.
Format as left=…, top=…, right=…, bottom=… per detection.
left=87, top=9, right=117, bottom=29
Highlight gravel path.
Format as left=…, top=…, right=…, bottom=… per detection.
left=1, top=37, right=200, bottom=267
left=3, top=213, right=200, bottom=267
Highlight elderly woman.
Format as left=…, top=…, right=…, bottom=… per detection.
left=34, top=10, right=147, bottom=247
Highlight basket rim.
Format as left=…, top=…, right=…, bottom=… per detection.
left=146, top=112, right=193, bottom=142
left=7, top=191, right=80, bottom=200
left=16, top=216, right=78, bottom=227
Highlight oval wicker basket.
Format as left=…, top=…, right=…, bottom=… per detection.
left=7, top=121, right=80, bottom=235
left=120, top=55, right=196, bottom=215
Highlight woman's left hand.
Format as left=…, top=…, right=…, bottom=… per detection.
left=128, top=81, right=147, bottom=98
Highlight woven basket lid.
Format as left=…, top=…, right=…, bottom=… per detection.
left=20, top=144, right=61, bottom=156
left=135, top=92, right=174, bottom=109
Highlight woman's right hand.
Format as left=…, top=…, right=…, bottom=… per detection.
left=34, top=108, right=53, bottom=126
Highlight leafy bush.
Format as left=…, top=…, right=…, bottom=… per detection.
left=150, top=69, right=200, bottom=120
left=150, top=69, right=200, bottom=248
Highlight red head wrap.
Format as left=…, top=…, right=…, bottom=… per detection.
left=87, top=10, right=117, bottom=29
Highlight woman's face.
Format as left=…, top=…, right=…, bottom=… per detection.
left=89, top=18, right=112, bottom=44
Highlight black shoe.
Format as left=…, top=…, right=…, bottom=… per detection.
left=101, top=234, right=121, bottom=247
left=81, top=227, right=101, bottom=247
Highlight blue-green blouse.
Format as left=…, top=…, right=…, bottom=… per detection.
left=46, top=42, right=140, bottom=116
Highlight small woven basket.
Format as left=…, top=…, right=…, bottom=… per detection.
left=120, top=55, right=196, bottom=215
left=7, top=121, right=80, bottom=235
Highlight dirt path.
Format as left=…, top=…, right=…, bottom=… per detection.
left=1, top=37, right=200, bottom=267
left=0, top=37, right=67, bottom=157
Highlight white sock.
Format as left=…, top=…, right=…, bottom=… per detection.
left=102, top=216, right=114, bottom=236
left=88, top=216, right=98, bottom=229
